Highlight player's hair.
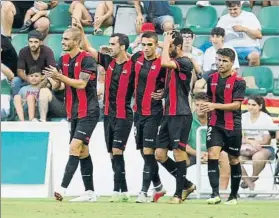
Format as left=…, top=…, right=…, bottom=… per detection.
left=225, top=1, right=241, bottom=7
left=111, top=33, right=130, bottom=51
left=29, top=65, right=42, bottom=75
left=180, top=28, right=194, bottom=38
left=210, top=27, right=225, bottom=37
left=172, top=31, right=183, bottom=47
left=141, top=31, right=158, bottom=43
left=248, top=95, right=270, bottom=115
left=64, top=27, right=82, bottom=43
left=216, top=48, right=235, bottom=62
left=194, top=92, right=208, bottom=101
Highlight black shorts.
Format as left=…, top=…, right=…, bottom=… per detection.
left=134, top=112, right=162, bottom=150
left=157, top=115, right=193, bottom=151
left=104, top=116, right=133, bottom=153
left=70, top=117, right=98, bottom=145
left=206, top=126, right=242, bottom=156
left=48, top=95, right=67, bottom=118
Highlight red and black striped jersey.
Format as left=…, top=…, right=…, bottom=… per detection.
left=59, top=51, right=99, bottom=120
left=132, top=52, right=166, bottom=116
left=164, top=56, right=193, bottom=116
left=207, top=72, right=246, bottom=130
left=98, top=53, right=134, bottom=119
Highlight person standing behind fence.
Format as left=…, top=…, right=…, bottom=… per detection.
left=200, top=48, right=246, bottom=205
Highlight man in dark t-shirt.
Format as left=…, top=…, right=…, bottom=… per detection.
left=44, top=27, right=99, bottom=202
left=201, top=48, right=246, bottom=205
left=13, top=30, right=56, bottom=95
left=156, top=31, right=194, bottom=204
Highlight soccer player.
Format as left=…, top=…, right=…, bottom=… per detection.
left=131, top=31, right=166, bottom=203
left=44, top=27, right=99, bottom=202
left=79, top=23, right=134, bottom=202
left=200, top=48, right=246, bottom=205
left=156, top=31, right=194, bottom=204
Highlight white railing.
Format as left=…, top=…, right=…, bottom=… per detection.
left=195, top=125, right=279, bottom=199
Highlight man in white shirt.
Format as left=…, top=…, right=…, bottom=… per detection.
left=194, top=27, right=239, bottom=94
left=217, top=1, right=262, bottom=66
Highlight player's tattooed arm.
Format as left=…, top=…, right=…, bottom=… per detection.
left=79, top=72, right=91, bottom=82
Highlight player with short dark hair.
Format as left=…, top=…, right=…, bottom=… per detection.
left=201, top=47, right=246, bottom=205
left=156, top=31, right=194, bottom=204
left=131, top=31, right=166, bottom=203
left=80, top=26, right=134, bottom=202
left=44, top=27, right=99, bottom=202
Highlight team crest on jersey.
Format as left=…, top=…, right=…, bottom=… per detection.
left=122, top=70, right=127, bottom=74
left=75, top=62, right=79, bottom=67
left=63, top=64, right=69, bottom=66
left=211, top=83, right=218, bottom=86
left=226, top=84, right=231, bottom=89
left=151, top=65, right=156, bottom=70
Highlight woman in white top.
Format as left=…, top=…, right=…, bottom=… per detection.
left=240, top=95, right=276, bottom=193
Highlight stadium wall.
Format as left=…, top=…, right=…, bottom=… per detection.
left=1, top=122, right=276, bottom=198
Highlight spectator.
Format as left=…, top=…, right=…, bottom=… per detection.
left=19, top=1, right=59, bottom=33
left=240, top=95, right=276, bottom=195
left=14, top=30, right=56, bottom=95
left=1, top=34, right=18, bottom=76
left=14, top=66, right=42, bottom=121
left=69, top=1, right=114, bottom=35
left=180, top=28, right=203, bottom=79
left=129, top=22, right=162, bottom=54
left=217, top=1, right=262, bottom=66
left=1, top=1, right=54, bottom=39
left=134, top=1, right=174, bottom=34
left=1, top=63, right=14, bottom=120
left=275, top=131, right=279, bottom=185
left=186, top=92, right=230, bottom=190
left=38, top=77, right=66, bottom=122
left=193, top=27, right=239, bottom=94
left=249, top=0, right=279, bottom=7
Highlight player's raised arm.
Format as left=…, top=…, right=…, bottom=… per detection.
left=161, top=31, right=178, bottom=69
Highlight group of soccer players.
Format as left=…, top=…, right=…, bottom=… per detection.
left=43, top=20, right=246, bottom=205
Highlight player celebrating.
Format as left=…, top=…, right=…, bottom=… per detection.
left=131, top=31, right=166, bottom=203
left=45, top=27, right=99, bottom=202
left=156, top=31, right=194, bottom=204
left=79, top=23, right=134, bottom=202
left=201, top=48, right=246, bottom=205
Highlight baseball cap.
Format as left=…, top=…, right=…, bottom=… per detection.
left=141, top=23, right=156, bottom=33
left=28, top=30, right=44, bottom=40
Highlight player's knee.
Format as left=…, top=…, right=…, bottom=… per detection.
left=112, top=148, right=123, bottom=155
left=228, top=155, right=239, bottom=165
left=69, top=140, right=83, bottom=156
left=173, top=149, right=186, bottom=162
left=208, top=150, right=220, bottom=159
left=155, top=150, right=167, bottom=163
left=143, top=147, right=154, bottom=155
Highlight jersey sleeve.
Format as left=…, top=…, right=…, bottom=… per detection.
left=232, top=79, right=246, bottom=101
left=173, top=57, right=193, bottom=77
left=206, top=76, right=213, bottom=101
left=131, top=51, right=142, bottom=63
left=81, top=56, right=98, bottom=75
left=98, top=52, right=113, bottom=70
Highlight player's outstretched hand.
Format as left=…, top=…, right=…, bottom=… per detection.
left=151, top=89, right=164, bottom=100
left=200, top=102, right=215, bottom=112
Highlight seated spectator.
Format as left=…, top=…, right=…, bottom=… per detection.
left=187, top=92, right=230, bottom=190
left=217, top=1, right=262, bottom=66
left=14, top=30, right=56, bottom=95
left=1, top=1, right=54, bottom=39
left=14, top=66, right=42, bottom=121
left=275, top=131, right=279, bottom=185
left=134, top=1, right=174, bottom=34
left=180, top=28, right=203, bottom=89
left=249, top=0, right=279, bottom=7
left=1, top=34, right=18, bottom=76
left=38, top=77, right=66, bottom=122
left=240, top=95, right=276, bottom=195
left=69, top=1, right=114, bottom=35
left=193, top=27, right=239, bottom=94
left=19, top=1, right=59, bottom=33
left=1, top=63, right=14, bottom=120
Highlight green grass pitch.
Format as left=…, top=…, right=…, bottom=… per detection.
left=2, top=198, right=279, bottom=218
